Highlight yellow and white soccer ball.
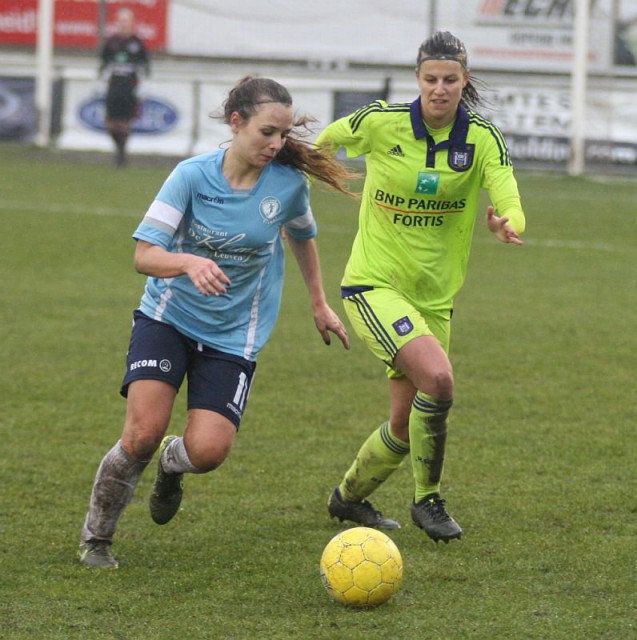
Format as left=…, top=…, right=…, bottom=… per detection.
left=319, top=526, right=403, bottom=608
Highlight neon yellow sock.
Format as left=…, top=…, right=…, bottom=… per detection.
left=339, top=421, right=409, bottom=502
left=409, top=392, right=453, bottom=502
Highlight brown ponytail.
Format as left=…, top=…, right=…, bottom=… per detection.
left=221, top=76, right=360, bottom=196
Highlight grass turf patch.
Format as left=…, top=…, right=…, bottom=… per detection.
left=1, top=144, right=635, bottom=639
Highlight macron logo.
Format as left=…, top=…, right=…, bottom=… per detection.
left=387, top=145, right=405, bottom=157
left=197, top=192, right=225, bottom=205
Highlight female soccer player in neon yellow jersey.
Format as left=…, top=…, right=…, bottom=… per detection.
left=318, top=31, right=525, bottom=543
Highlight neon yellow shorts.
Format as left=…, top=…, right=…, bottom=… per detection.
left=341, top=285, right=451, bottom=379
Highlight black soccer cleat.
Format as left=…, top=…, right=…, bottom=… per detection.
left=149, top=436, right=184, bottom=525
left=411, top=493, right=462, bottom=543
left=328, top=487, right=400, bottom=530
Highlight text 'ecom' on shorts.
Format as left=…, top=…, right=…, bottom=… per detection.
left=120, top=310, right=256, bottom=429
left=341, top=285, right=451, bottom=379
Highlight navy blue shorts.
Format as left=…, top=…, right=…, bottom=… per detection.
left=120, top=311, right=256, bottom=429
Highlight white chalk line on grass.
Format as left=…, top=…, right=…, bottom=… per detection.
left=472, top=236, right=621, bottom=253
left=3, top=201, right=624, bottom=253
left=525, top=238, right=621, bottom=252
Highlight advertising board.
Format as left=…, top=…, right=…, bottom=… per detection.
left=0, top=0, right=166, bottom=49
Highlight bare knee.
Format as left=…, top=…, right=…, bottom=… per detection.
left=185, top=436, right=233, bottom=472
left=409, top=366, right=454, bottom=400
left=395, top=336, right=454, bottom=400
left=431, top=368, right=454, bottom=400
left=184, top=411, right=236, bottom=472
left=121, top=423, right=165, bottom=460
left=121, top=407, right=171, bottom=459
left=121, top=380, right=176, bottom=459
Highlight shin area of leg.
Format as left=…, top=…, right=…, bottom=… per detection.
left=81, top=440, right=150, bottom=543
left=409, top=392, right=453, bottom=502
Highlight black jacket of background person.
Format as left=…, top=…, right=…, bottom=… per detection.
left=99, top=34, right=150, bottom=119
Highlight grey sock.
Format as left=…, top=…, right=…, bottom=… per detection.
left=161, top=436, right=204, bottom=474
left=81, top=440, right=150, bottom=543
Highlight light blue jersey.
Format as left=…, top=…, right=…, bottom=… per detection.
left=133, top=149, right=316, bottom=360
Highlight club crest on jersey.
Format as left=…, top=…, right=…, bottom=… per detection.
left=259, top=196, right=282, bottom=223
left=448, top=144, right=475, bottom=172
left=392, top=316, right=414, bottom=336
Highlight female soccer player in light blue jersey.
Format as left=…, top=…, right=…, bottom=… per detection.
left=79, top=76, right=355, bottom=568
left=319, top=32, right=526, bottom=543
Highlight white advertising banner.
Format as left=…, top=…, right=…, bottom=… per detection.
left=479, top=75, right=637, bottom=166
left=57, top=77, right=195, bottom=156
left=53, top=69, right=637, bottom=168
left=165, top=0, right=637, bottom=73
left=437, top=0, right=613, bottom=72
left=167, top=0, right=429, bottom=66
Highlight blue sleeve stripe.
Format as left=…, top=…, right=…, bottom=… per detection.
left=469, top=113, right=512, bottom=166
left=349, top=101, right=410, bottom=133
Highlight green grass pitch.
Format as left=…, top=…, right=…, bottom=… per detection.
left=0, top=144, right=635, bottom=639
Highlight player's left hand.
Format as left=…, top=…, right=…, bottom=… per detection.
left=486, top=206, right=523, bottom=245
left=313, top=304, right=350, bottom=349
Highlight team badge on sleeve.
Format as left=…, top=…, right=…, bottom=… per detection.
left=392, top=316, right=414, bottom=336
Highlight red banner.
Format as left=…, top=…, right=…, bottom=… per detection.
left=0, top=0, right=167, bottom=50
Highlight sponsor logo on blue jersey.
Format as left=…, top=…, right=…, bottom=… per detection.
left=197, top=192, right=225, bottom=205
left=78, top=96, right=178, bottom=134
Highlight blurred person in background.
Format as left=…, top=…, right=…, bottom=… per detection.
left=78, top=76, right=356, bottom=568
left=318, top=31, right=525, bottom=543
left=615, top=16, right=637, bottom=65
left=98, top=7, right=150, bottom=167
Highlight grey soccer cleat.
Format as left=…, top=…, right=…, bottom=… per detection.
left=411, top=493, right=462, bottom=543
left=328, top=487, right=400, bottom=530
left=149, top=435, right=184, bottom=525
left=78, top=540, right=119, bottom=569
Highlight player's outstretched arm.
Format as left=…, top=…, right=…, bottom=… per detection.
left=486, top=205, right=524, bottom=246
left=286, top=235, right=350, bottom=349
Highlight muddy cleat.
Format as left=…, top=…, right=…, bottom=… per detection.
left=328, top=487, right=400, bottom=530
left=411, top=493, right=462, bottom=543
left=149, top=435, right=183, bottom=525
left=78, top=540, right=119, bottom=569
